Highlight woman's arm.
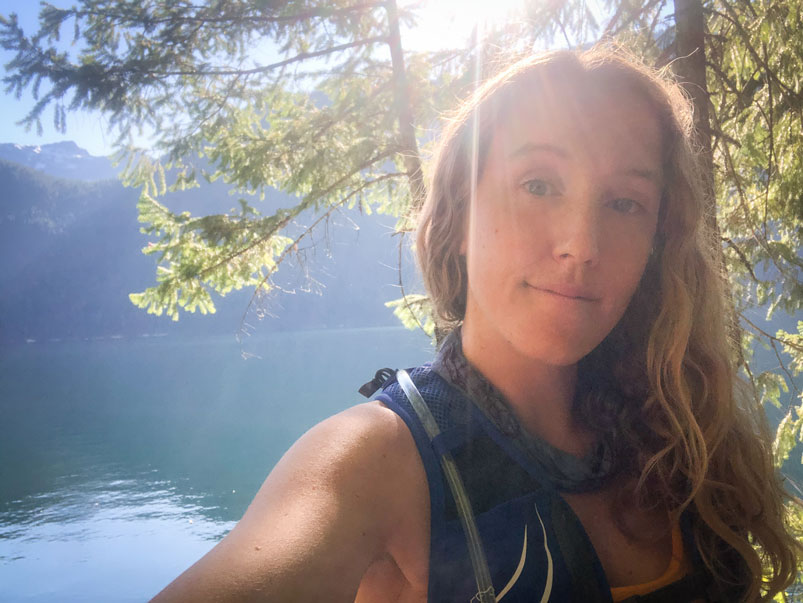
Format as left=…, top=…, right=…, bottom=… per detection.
left=150, top=402, right=428, bottom=602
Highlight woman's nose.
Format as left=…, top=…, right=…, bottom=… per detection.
left=551, top=204, right=601, bottom=267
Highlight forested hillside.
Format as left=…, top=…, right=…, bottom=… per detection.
left=0, top=145, right=411, bottom=343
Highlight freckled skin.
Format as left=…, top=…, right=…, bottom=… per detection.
left=462, top=85, right=663, bottom=372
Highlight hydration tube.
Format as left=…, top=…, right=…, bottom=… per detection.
left=396, top=369, right=496, bottom=603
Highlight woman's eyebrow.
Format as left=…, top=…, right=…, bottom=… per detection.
left=507, top=142, right=568, bottom=160
left=622, top=168, right=662, bottom=188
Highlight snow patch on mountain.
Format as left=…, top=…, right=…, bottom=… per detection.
left=0, top=141, right=119, bottom=181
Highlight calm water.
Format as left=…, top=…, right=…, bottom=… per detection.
left=0, top=328, right=433, bottom=602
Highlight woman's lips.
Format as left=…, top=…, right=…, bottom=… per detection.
left=527, top=283, right=600, bottom=301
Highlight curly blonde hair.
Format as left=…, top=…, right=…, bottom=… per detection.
left=416, top=47, right=800, bottom=600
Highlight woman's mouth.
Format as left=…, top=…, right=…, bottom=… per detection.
left=527, top=282, right=600, bottom=301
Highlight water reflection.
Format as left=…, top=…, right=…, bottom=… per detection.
left=0, top=466, right=237, bottom=601
left=1, top=471, right=222, bottom=540
left=0, top=327, right=433, bottom=601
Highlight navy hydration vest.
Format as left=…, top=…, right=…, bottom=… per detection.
left=373, top=365, right=721, bottom=603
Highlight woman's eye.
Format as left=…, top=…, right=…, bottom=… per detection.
left=609, top=198, right=642, bottom=214
left=524, top=179, right=554, bottom=197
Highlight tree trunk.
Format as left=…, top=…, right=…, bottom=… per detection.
left=673, top=0, right=717, bottom=235
left=674, top=0, right=750, bottom=370
left=385, top=0, right=426, bottom=211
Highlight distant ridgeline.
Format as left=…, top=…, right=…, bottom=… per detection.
left=0, top=142, right=412, bottom=344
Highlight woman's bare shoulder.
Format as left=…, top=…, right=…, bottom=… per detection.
left=150, top=401, right=429, bottom=602
left=287, top=401, right=418, bottom=469
left=263, top=401, right=420, bottom=490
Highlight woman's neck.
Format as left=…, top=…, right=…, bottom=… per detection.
left=460, top=323, right=594, bottom=457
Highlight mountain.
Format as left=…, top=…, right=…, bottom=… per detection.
left=0, top=142, right=415, bottom=343
left=0, top=141, right=120, bottom=181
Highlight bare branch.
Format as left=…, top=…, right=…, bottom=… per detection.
left=394, top=230, right=429, bottom=334
left=707, top=5, right=803, bottom=107
left=602, top=0, right=664, bottom=39
left=770, top=338, right=801, bottom=403
left=722, top=237, right=759, bottom=282
left=148, top=36, right=388, bottom=77
left=710, top=108, right=793, bottom=280
left=196, top=150, right=401, bottom=279
left=741, top=313, right=803, bottom=354
left=238, top=171, right=407, bottom=330
left=75, top=2, right=384, bottom=28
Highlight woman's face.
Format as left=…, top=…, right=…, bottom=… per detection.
left=461, top=80, right=664, bottom=367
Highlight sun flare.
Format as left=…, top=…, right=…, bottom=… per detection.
left=400, top=0, right=527, bottom=51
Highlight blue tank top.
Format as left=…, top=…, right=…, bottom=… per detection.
left=374, top=365, right=716, bottom=603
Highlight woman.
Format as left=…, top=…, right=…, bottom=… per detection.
left=152, top=48, right=800, bottom=602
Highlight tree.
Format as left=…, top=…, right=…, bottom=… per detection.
left=2, top=0, right=801, bottom=591
left=1, top=1, right=412, bottom=317
left=0, top=0, right=602, bottom=326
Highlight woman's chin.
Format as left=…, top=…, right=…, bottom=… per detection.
left=504, top=332, right=602, bottom=368
left=503, top=319, right=609, bottom=366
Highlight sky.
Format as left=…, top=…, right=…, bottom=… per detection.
left=0, top=1, right=119, bottom=155
left=0, top=0, right=532, bottom=157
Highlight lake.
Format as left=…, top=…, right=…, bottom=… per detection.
left=0, top=328, right=434, bottom=602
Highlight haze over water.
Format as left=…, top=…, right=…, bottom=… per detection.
left=0, top=327, right=432, bottom=602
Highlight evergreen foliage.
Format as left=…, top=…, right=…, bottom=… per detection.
left=0, top=150, right=408, bottom=342
left=2, top=0, right=801, bottom=592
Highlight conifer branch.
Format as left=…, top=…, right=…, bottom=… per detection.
left=722, top=237, right=759, bottom=282
left=770, top=338, right=801, bottom=401
left=196, top=150, right=400, bottom=280
left=706, top=6, right=803, bottom=106
left=74, top=2, right=384, bottom=28
left=239, top=171, right=406, bottom=329
left=740, top=313, right=803, bottom=354
left=147, top=36, right=389, bottom=77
